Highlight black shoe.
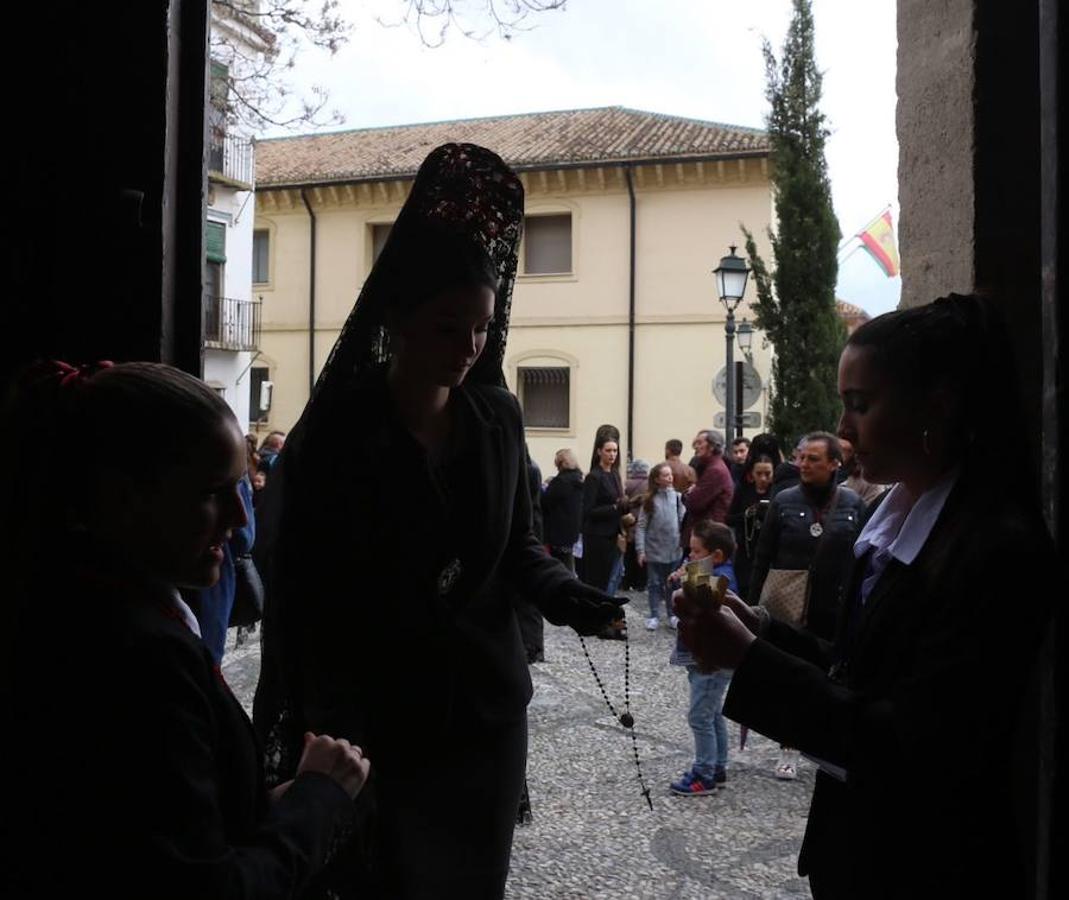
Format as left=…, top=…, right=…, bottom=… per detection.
left=713, top=768, right=727, bottom=788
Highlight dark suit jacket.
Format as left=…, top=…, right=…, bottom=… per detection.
left=258, top=369, right=577, bottom=772
left=724, top=476, right=1055, bottom=899
left=4, top=554, right=352, bottom=899
left=581, top=467, right=624, bottom=538
left=543, top=467, right=584, bottom=548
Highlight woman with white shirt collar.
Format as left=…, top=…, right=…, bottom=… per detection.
left=675, top=294, right=1055, bottom=900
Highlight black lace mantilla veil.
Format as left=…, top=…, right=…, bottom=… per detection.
left=314, top=142, right=522, bottom=401
left=253, top=144, right=525, bottom=786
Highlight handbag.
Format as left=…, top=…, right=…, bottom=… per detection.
left=229, top=554, right=265, bottom=628
left=758, top=568, right=811, bottom=625
left=757, top=488, right=842, bottom=627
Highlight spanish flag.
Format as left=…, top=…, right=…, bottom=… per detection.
left=857, top=210, right=900, bottom=277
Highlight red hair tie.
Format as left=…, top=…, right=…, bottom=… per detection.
left=50, top=359, right=115, bottom=388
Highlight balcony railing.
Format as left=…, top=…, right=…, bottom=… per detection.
left=204, top=296, right=260, bottom=351
left=208, top=134, right=254, bottom=187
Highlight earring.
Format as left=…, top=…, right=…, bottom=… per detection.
left=922, top=429, right=931, bottom=457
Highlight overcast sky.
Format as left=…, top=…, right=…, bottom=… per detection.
left=266, top=0, right=900, bottom=315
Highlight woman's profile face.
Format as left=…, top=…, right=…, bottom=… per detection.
left=837, top=344, right=920, bottom=485
left=598, top=441, right=619, bottom=469
left=392, top=283, right=495, bottom=388
left=655, top=465, right=674, bottom=488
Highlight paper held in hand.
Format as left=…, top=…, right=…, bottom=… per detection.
left=682, top=558, right=728, bottom=611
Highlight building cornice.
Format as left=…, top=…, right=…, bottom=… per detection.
left=255, top=156, right=771, bottom=213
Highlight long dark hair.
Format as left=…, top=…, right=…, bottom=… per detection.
left=846, top=293, right=1014, bottom=478
left=742, top=433, right=784, bottom=480
left=589, top=423, right=621, bottom=474
left=643, top=463, right=672, bottom=518
left=588, top=424, right=623, bottom=499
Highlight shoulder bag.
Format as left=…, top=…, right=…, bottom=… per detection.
left=758, top=488, right=840, bottom=627
left=229, top=554, right=265, bottom=628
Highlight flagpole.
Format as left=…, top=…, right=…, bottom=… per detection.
left=838, top=243, right=868, bottom=266
left=838, top=204, right=893, bottom=251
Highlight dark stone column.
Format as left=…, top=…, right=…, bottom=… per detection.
left=897, top=1, right=1064, bottom=896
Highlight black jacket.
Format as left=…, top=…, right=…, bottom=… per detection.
left=581, top=467, right=624, bottom=538
left=749, top=482, right=864, bottom=640
left=771, top=461, right=800, bottom=496
left=5, top=552, right=352, bottom=899
left=725, top=479, right=774, bottom=600
left=542, top=468, right=584, bottom=548
left=258, top=370, right=579, bottom=771
left=725, top=476, right=1055, bottom=898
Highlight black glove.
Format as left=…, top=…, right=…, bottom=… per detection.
left=541, top=580, right=628, bottom=636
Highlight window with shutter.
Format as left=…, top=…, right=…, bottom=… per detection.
left=252, top=229, right=269, bottom=284
left=524, top=214, right=572, bottom=274
left=370, top=223, right=392, bottom=264
left=206, top=221, right=227, bottom=264
left=518, top=367, right=570, bottom=428
left=207, top=61, right=228, bottom=170
left=249, top=367, right=270, bottom=422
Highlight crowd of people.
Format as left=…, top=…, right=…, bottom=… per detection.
left=532, top=420, right=884, bottom=794
left=2, top=141, right=1056, bottom=900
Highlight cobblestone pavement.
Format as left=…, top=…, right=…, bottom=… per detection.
left=222, top=593, right=814, bottom=899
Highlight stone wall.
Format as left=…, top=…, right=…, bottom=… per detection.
left=896, top=0, right=976, bottom=307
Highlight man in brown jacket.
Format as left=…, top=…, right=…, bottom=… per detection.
left=663, top=439, right=696, bottom=494
left=680, top=429, right=734, bottom=550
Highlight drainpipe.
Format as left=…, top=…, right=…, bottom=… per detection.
left=625, top=166, right=637, bottom=461
left=300, top=189, right=317, bottom=398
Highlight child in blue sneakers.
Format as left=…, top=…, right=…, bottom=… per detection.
left=668, top=520, right=737, bottom=796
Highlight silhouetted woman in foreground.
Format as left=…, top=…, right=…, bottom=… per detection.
left=2, top=362, right=368, bottom=899
left=679, top=294, right=1056, bottom=899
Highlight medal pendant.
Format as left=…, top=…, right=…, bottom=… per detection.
left=437, top=558, right=463, bottom=595
left=810, top=522, right=824, bottom=538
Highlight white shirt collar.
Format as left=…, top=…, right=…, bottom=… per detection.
left=854, top=468, right=959, bottom=566
left=170, top=588, right=202, bottom=638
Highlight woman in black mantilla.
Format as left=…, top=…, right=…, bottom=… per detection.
left=253, top=144, right=621, bottom=899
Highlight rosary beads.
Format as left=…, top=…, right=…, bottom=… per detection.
left=578, top=630, right=653, bottom=811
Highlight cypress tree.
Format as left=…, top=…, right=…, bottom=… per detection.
left=742, top=0, right=846, bottom=446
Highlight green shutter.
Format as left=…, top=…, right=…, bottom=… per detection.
left=206, top=221, right=227, bottom=263
left=209, top=61, right=229, bottom=110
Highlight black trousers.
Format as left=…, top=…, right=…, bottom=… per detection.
left=581, top=533, right=619, bottom=592
left=623, top=541, right=647, bottom=590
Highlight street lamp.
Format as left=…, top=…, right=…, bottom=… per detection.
left=713, top=246, right=750, bottom=440
left=737, top=319, right=754, bottom=357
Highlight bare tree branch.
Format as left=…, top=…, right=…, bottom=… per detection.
left=211, top=1, right=566, bottom=132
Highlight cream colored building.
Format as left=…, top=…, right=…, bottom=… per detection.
left=251, top=107, right=773, bottom=476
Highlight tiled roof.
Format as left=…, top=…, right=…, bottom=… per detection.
left=836, top=299, right=870, bottom=320
left=255, top=106, right=769, bottom=187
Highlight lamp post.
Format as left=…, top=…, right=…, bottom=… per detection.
left=735, top=319, right=754, bottom=437
left=737, top=319, right=754, bottom=359
left=713, top=246, right=750, bottom=440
